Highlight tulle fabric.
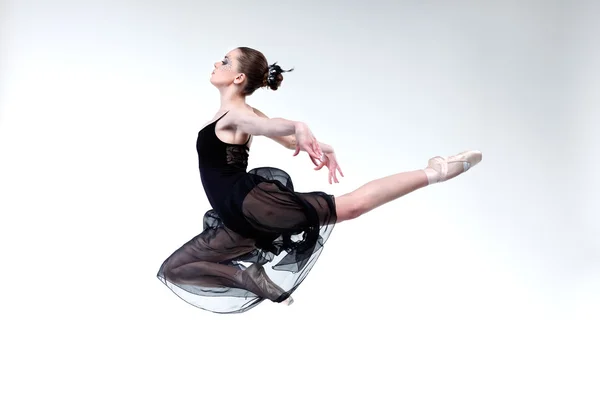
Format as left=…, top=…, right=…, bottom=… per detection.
left=157, top=167, right=336, bottom=314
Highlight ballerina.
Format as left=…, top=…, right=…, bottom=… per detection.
left=157, top=46, right=482, bottom=314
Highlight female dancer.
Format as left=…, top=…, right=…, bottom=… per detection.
left=157, top=47, right=482, bottom=314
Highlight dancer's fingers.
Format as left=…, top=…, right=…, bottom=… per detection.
left=309, top=155, right=320, bottom=166
left=313, top=141, right=323, bottom=159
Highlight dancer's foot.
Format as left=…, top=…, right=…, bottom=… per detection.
left=424, top=150, right=482, bottom=184
left=243, top=263, right=290, bottom=303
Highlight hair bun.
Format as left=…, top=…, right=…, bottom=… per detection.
left=264, top=62, right=294, bottom=90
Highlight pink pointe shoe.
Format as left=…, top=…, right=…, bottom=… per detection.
left=426, top=150, right=482, bottom=183
left=282, top=297, right=294, bottom=306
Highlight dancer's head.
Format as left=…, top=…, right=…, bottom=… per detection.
left=210, top=47, right=293, bottom=96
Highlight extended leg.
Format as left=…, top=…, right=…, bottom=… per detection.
left=335, top=150, right=482, bottom=223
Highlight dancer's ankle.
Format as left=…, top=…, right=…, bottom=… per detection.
left=424, top=167, right=440, bottom=185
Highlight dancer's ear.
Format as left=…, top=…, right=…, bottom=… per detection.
left=233, top=73, right=246, bottom=85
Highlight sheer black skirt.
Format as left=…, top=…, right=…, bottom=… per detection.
left=157, top=167, right=337, bottom=313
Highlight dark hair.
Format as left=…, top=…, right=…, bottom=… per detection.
left=236, top=47, right=293, bottom=96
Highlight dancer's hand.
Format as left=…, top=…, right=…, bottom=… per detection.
left=311, top=151, right=344, bottom=184
left=293, top=124, right=323, bottom=161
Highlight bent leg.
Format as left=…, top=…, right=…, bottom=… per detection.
left=165, top=261, right=287, bottom=302
left=159, top=224, right=288, bottom=302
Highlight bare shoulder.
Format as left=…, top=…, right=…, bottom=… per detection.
left=211, top=105, right=269, bottom=129
left=219, top=107, right=259, bottom=127
left=220, top=107, right=270, bottom=134
left=214, top=108, right=256, bottom=145
left=221, top=106, right=268, bottom=126
left=216, top=106, right=296, bottom=138
left=251, top=107, right=269, bottom=119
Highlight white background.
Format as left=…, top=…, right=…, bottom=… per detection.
left=1, top=0, right=598, bottom=399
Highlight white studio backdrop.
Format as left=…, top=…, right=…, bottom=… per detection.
left=1, top=0, right=598, bottom=399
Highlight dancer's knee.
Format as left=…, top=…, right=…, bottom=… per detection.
left=162, top=260, right=182, bottom=283
left=335, top=194, right=366, bottom=222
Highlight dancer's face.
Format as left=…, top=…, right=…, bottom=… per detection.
left=210, top=49, right=244, bottom=88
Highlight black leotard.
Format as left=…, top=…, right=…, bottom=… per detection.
left=157, top=110, right=337, bottom=313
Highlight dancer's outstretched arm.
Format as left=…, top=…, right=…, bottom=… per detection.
left=252, top=108, right=344, bottom=184
left=224, top=108, right=322, bottom=161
